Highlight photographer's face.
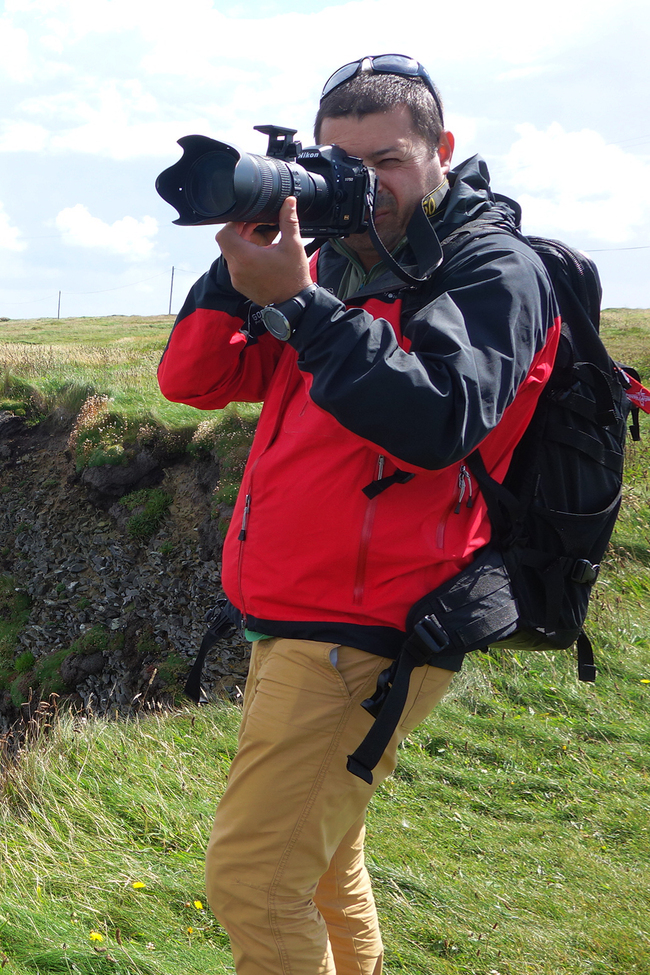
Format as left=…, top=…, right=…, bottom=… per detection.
left=319, top=105, right=454, bottom=271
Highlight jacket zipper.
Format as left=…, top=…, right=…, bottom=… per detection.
left=436, top=464, right=475, bottom=549
left=237, top=491, right=252, bottom=619
left=353, top=455, right=384, bottom=605
left=235, top=362, right=296, bottom=622
left=454, top=464, right=474, bottom=513
left=238, top=493, right=252, bottom=541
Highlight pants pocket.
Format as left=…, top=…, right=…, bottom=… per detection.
left=327, top=644, right=394, bottom=703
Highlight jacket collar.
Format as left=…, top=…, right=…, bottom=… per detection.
left=317, top=155, right=521, bottom=300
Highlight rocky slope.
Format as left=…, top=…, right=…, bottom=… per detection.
left=0, top=410, right=250, bottom=734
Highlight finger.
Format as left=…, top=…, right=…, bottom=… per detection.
left=278, top=196, right=301, bottom=241
left=215, top=222, right=242, bottom=253
left=217, top=221, right=276, bottom=253
left=242, top=223, right=279, bottom=247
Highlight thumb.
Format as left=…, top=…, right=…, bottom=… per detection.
left=279, top=196, right=301, bottom=240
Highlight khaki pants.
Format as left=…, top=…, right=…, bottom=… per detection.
left=206, top=638, right=454, bottom=975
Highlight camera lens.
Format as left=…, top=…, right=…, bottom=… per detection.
left=183, top=149, right=328, bottom=224
left=185, top=150, right=239, bottom=216
left=230, top=154, right=296, bottom=222
left=155, top=133, right=365, bottom=233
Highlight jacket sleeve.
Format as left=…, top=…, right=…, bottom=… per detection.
left=157, top=257, right=284, bottom=409
left=290, top=234, right=558, bottom=470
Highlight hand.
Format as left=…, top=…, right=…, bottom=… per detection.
left=216, top=197, right=314, bottom=307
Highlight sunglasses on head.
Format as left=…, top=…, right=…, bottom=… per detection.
left=320, top=54, right=444, bottom=126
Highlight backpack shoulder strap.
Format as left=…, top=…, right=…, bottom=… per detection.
left=399, top=212, right=518, bottom=320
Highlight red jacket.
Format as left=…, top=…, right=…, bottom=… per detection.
left=158, top=157, right=560, bottom=659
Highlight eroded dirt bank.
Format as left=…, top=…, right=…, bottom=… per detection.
left=0, top=411, right=250, bottom=734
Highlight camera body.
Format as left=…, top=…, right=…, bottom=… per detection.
left=155, top=125, right=375, bottom=238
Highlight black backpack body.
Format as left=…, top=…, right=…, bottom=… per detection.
left=347, top=230, right=645, bottom=784
left=464, top=235, right=630, bottom=661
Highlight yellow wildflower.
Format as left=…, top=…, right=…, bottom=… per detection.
left=89, top=932, right=104, bottom=943
left=132, top=882, right=146, bottom=890
left=193, top=900, right=204, bottom=910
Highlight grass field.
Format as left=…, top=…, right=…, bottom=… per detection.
left=1, top=309, right=649, bottom=974
left=0, top=314, right=204, bottom=437
left=2, top=309, right=649, bottom=426
left=0, top=313, right=263, bottom=470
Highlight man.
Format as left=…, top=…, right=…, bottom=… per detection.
left=158, top=55, right=559, bottom=975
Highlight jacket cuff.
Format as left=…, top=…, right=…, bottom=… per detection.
left=287, top=286, right=347, bottom=350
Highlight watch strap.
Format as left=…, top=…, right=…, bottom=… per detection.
left=261, top=284, right=318, bottom=340
left=274, top=284, right=318, bottom=321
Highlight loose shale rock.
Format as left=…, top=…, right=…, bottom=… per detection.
left=0, top=419, right=251, bottom=734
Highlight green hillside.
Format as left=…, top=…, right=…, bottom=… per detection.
left=1, top=309, right=649, bottom=974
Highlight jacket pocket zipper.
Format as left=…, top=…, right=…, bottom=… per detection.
left=239, top=493, right=252, bottom=541
left=454, top=464, right=474, bottom=513
left=237, top=491, right=252, bottom=618
left=436, top=464, right=475, bottom=549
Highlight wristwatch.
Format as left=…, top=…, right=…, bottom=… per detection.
left=259, top=285, right=318, bottom=341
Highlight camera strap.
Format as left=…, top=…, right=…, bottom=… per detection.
left=366, top=192, right=444, bottom=286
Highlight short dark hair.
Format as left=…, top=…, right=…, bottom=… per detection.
left=314, top=73, right=444, bottom=152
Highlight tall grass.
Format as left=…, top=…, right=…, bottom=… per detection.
left=0, top=704, right=240, bottom=975
left=0, top=340, right=205, bottom=432
left=0, top=316, right=262, bottom=468
left=1, top=434, right=649, bottom=974
left=1, top=546, right=649, bottom=975
left=1, top=309, right=648, bottom=439
left=1, top=311, right=649, bottom=974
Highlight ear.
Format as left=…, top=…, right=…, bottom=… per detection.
left=438, top=131, right=455, bottom=173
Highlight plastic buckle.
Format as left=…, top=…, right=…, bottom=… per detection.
left=578, top=662, right=597, bottom=683
left=571, top=559, right=600, bottom=585
left=205, top=602, right=225, bottom=624
left=571, top=560, right=599, bottom=585
left=361, top=664, right=395, bottom=719
left=413, top=616, right=450, bottom=656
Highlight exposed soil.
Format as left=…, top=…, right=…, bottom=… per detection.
left=0, top=410, right=249, bottom=737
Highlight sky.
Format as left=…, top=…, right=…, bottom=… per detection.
left=1, top=0, right=649, bottom=320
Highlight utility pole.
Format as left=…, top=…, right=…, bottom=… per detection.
left=168, top=266, right=175, bottom=315
left=57, top=291, right=61, bottom=320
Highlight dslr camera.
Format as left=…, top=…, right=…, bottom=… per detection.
left=156, top=124, right=375, bottom=238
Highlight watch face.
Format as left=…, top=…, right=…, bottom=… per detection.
left=261, top=305, right=292, bottom=341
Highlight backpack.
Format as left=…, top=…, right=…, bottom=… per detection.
left=346, top=228, right=650, bottom=784
left=184, top=221, right=649, bottom=778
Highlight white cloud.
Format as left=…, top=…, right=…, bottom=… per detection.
left=1, top=0, right=648, bottom=315
left=52, top=120, right=216, bottom=159
left=504, top=123, right=650, bottom=242
left=0, top=120, right=49, bottom=152
left=97, top=0, right=630, bottom=79
left=7, top=0, right=128, bottom=44
left=2, top=0, right=643, bottom=163
left=55, top=204, right=158, bottom=258
left=2, top=72, right=254, bottom=158
left=0, top=17, right=31, bottom=81
left=497, top=65, right=549, bottom=82
left=0, top=203, right=26, bottom=251
left=20, top=79, right=159, bottom=125
left=3, top=0, right=642, bottom=88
